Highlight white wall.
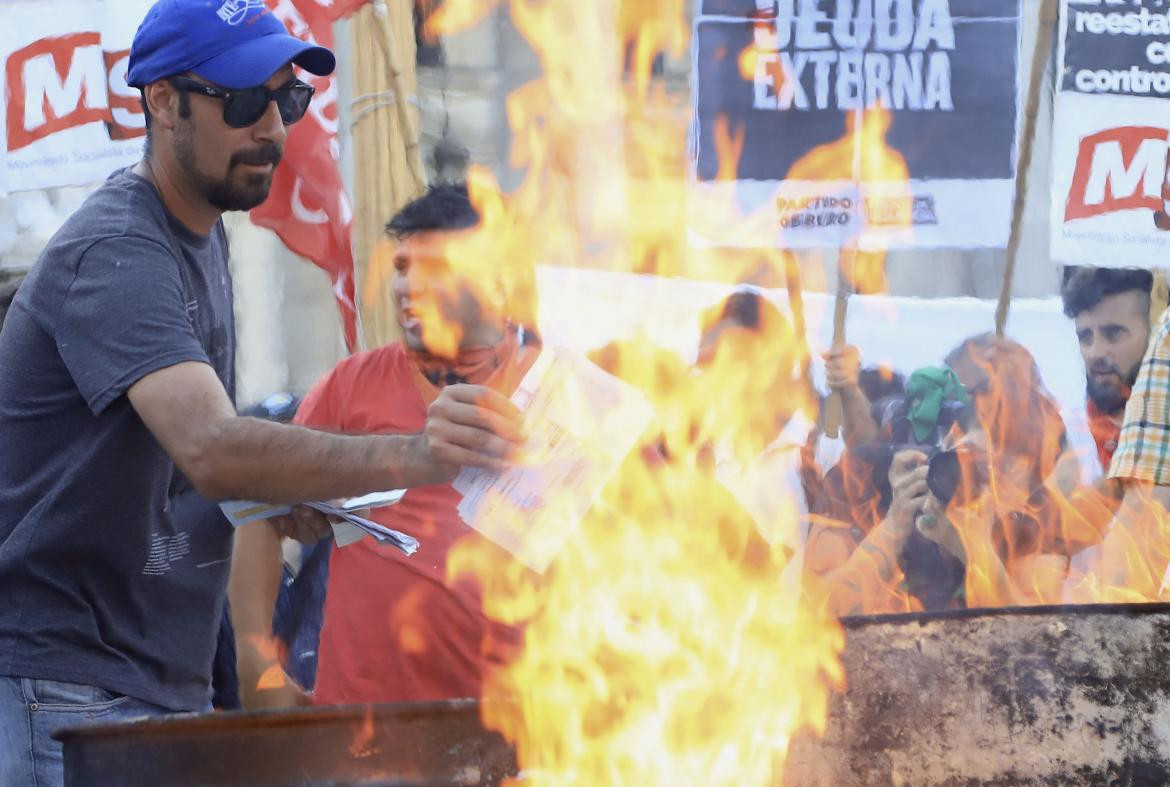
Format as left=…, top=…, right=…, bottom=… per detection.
left=535, top=266, right=1086, bottom=411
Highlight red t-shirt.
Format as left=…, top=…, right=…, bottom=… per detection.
left=296, top=344, right=519, bottom=704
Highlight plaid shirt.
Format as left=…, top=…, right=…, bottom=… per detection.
left=1110, top=308, right=1170, bottom=484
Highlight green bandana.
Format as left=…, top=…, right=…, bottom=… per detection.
left=905, top=366, right=969, bottom=442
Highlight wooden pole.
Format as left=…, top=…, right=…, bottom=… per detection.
left=784, top=253, right=810, bottom=380
left=822, top=246, right=855, bottom=439
left=995, top=0, right=1058, bottom=337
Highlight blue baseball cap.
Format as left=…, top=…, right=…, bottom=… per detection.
left=127, top=0, right=336, bottom=90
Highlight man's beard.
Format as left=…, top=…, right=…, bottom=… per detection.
left=173, top=119, right=282, bottom=212
left=1086, top=359, right=1141, bottom=415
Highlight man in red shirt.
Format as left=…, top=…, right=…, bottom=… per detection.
left=230, top=183, right=538, bottom=705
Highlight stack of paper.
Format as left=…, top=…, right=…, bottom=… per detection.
left=454, top=346, right=655, bottom=573
left=219, top=490, right=417, bottom=555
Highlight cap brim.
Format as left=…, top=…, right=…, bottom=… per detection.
left=191, top=33, right=335, bottom=89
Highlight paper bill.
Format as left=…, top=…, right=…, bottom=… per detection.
left=453, top=346, right=655, bottom=572
left=218, top=490, right=417, bottom=555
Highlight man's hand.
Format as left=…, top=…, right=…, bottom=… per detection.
left=915, top=494, right=969, bottom=565
left=412, top=383, right=525, bottom=484
left=269, top=505, right=332, bottom=545
left=824, top=344, right=862, bottom=394
left=888, top=450, right=930, bottom=539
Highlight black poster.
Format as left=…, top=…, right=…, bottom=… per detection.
left=693, top=0, right=1020, bottom=182
left=1060, top=0, right=1170, bottom=97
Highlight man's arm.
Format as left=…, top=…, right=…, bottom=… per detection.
left=228, top=520, right=306, bottom=709
left=824, top=345, right=879, bottom=446
left=128, top=361, right=523, bottom=502
left=806, top=450, right=927, bottom=615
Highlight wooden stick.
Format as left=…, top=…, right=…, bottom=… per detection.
left=995, top=0, right=1058, bottom=337
left=785, top=253, right=810, bottom=382
left=823, top=247, right=855, bottom=439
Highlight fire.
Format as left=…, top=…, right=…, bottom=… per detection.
left=354, top=1, right=1170, bottom=778
left=246, top=634, right=289, bottom=691
left=348, top=706, right=378, bottom=759
left=784, top=106, right=911, bottom=294
left=415, top=0, right=844, bottom=783
left=381, top=0, right=1170, bottom=782
left=348, top=3, right=1170, bottom=781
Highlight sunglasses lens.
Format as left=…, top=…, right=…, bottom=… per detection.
left=276, top=85, right=313, bottom=125
left=223, top=87, right=270, bottom=128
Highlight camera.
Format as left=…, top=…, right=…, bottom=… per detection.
left=871, top=443, right=989, bottom=508
left=925, top=446, right=989, bottom=507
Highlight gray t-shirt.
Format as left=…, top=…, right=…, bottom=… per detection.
left=0, top=167, right=235, bottom=710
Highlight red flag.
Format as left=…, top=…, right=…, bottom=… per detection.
left=252, top=0, right=365, bottom=351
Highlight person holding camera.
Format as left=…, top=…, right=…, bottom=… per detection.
left=808, top=335, right=1074, bottom=612
left=909, top=340, right=1072, bottom=607
left=807, top=446, right=936, bottom=616
left=806, top=363, right=973, bottom=615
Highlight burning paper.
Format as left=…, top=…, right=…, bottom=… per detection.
left=453, top=346, right=655, bottom=572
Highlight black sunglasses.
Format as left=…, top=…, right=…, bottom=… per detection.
left=168, top=75, right=315, bottom=129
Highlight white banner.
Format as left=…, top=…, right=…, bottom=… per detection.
left=1050, top=0, right=1170, bottom=268
left=0, top=0, right=153, bottom=194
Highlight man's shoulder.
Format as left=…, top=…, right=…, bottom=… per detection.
left=310, top=343, right=411, bottom=401
left=296, top=343, right=412, bottom=428
left=43, top=169, right=173, bottom=258
left=74, top=168, right=164, bottom=229
left=329, top=342, right=409, bottom=383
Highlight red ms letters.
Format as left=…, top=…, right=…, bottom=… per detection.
left=5, top=33, right=143, bottom=153
left=1065, top=126, right=1168, bottom=222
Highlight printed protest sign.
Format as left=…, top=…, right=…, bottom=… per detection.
left=1050, top=0, right=1170, bottom=269
left=0, top=0, right=152, bottom=193
left=690, top=0, right=1022, bottom=250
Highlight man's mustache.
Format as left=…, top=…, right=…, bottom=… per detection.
left=1089, top=361, right=1120, bottom=376
left=231, top=146, right=283, bottom=168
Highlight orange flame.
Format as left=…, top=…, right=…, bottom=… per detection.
left=246, top=634, right=289, bottom=692
left=422, top=0, right=503, bottom=37
left=428, top=0, right=846, bottom=783
left=785, top=107, right=910, bottom=294
left=256, top=663, right=287, bottom=691
left=417, top=0, right=1170, bottom=742
left=348, top=706, right=378, bottom=759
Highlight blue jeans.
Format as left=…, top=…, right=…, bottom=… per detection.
left=0, top=675, right=171, bottom=787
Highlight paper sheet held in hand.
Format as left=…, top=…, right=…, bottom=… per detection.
left=453, top=346, right=654, bottom=572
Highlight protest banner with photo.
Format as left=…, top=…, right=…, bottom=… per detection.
left=0, top=0, right=153, bottom=194
left=690, top=0, right=1022, bottom=250
left=1050, top=0, right=1170, bottom=269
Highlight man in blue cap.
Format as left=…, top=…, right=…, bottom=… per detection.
left=0, top=2, right=522, bottom=783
